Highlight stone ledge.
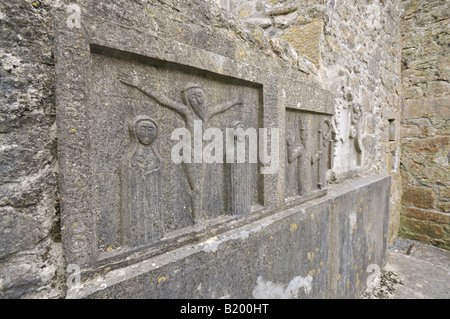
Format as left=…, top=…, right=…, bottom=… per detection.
left=67, top=175, right=391, bottom=299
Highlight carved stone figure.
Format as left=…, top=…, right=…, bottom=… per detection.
left=350, top=103, right=363, bottom=154
left=317, top=119, right=332, bottom=189
left=286, top=120, right=317, bottom=196
left=118, top=74, right=243, bottom=228
left=331, top=104, right=342, bottom=144
left=120, top=116, right=163, bottom=247
left=330, top=87, right=364, bottom=175
left=228, top=121, right=251, bottom=216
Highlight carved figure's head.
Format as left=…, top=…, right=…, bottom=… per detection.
left=299, top=119, right=309, bottom=145
left=131, top=116, right=158, bottom=146
left=231, top=120, right=245, bottom=131
left=230, top=120, right=245, bottom=142
left=321, top=120, right=332, bottom=144
left=351, top=103, right=362, bottom=123
left=182, top=83, right=206, bottom=120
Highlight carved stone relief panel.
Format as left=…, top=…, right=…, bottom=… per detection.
left=285, top=110, right=332, bottom=202
left=55, top=11, right=333, bottom=272
left=281, top=79, right=335, bottom=206
left=226, top=121, right=253, bottom=217
left=119, top=116, right=162, bottom=248
left=90, top=48, right=263, bottom=255
left=330, top=86, right=364, bottom=178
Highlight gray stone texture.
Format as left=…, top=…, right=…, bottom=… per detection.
left=0, top=0, right=409, bottom=299
left=399, top=0, right=450, bottom=249
left=0, top=0, right=64, bottom=299
left=67, top=175, right=390, bottom=299
left=362, top=239, right=450, bottom=299
left=223, top=0, right=404, bottom=245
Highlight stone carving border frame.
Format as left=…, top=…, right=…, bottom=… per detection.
left=282, top=80, right=335, bottom=209
left=55, top=9, right=334, bottom=274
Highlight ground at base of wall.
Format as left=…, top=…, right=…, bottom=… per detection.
left=360, top=237, right=450, bottom=299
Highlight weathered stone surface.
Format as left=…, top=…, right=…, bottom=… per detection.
left=0, top=0, right=414, bottom=299
left=400, top=0, right=449, bottom=249
left=265, top=0, right=299, bottom=16
left=362, top=240, right=450, bottom=299
left=401, top=137, right=449, bottom=187
left=0, top=207, right=47, bottom=259
left=66, top=176, right=391, bottom=299
left=440, top=187, right=450, bottom=199
left=400, top=216, right=446, bottom=243
left=437, top=202, right=450, bottom=213
left=331, top=176, right=391, bottom=299
left=402, top=207, right=450, bottom=225
left=402, top=186, right=437, bottom=210
left=282, top=19, right=324, bottom=67
left=400, top=124, right=420, bottom=139
left=428, top=81, right=450, bottom=97
left=403, top=97, right=449, bottom=120
left=0, top=0, right=64, bottom=299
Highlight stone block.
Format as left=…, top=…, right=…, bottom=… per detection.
left=0, top=207, right=47, bottom=259
left=427, top=81, right=450, bottom=97
left=400, top=124, right=420, bottom=139
left=402, top=186, right=436, bottom=210
left=265, top=0, right=299, bottom=16
left=245, top=17, right=273, bottom=29
left=281, top=19, right=324, bottom=67
left=0, top=258, right=42, bottom=298
left=69, top=194, right=332, bottom=299
left=273, top=11, right=298, bottom=29
left=401, top=206, right=450, bottom=224
left=437, top=201, right=450, bottom=213
left=403, top=97, right=450, bottom=119
left=403, top=87, right=424, bottom=100
left=440, top=187, right=450, bottom=199
left=66, top=176, right=391, bottom=299
left=400, top=215, right=445, bottom=240
left=331, top=176, right=391, bottom=299
left=402, top=136, right=449, bottom=155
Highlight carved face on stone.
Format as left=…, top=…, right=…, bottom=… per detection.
left=321, top=120, right=331, bottom=145
left=233, top=122, right=245, bottom=131
left=183, top=84, right=206, bottom=120
left=300, top=127, right=309, bottom=145
left=351, top=103, right=362, bottom=124
left=135, top=119, right=158, bottom=146
left=232, top=121, right=245, bottom=142
left=334, top=105, right=343, bottom=124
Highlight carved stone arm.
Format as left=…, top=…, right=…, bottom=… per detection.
left=209, top=96, right=244, bottom=119
left=287, top=138, right=305, bottom=163
left=118, top=73, right=189, bottom=117
left=140, top=86, right=189, bottom=116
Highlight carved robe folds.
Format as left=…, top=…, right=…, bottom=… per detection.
left=120, top=116, right=163, bottom=248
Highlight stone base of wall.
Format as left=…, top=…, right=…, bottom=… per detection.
left=399, top=208, right=450, bottom=250
left=67, top=175, right=390, bottom=299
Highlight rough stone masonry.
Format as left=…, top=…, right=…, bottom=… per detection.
left=399, top=0, right=449, bottom=250
left=0, top=0, right=446, bottom=299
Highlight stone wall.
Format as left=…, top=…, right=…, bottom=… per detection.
left=399, top=0, right=449, bottom=249
left=68, top=176, right=391, bottom=299
left=0, top=0, right=411, bottom=299
left=219, top=0, right=403, bottom=244
left=0, top=0, right=65, bottom=298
